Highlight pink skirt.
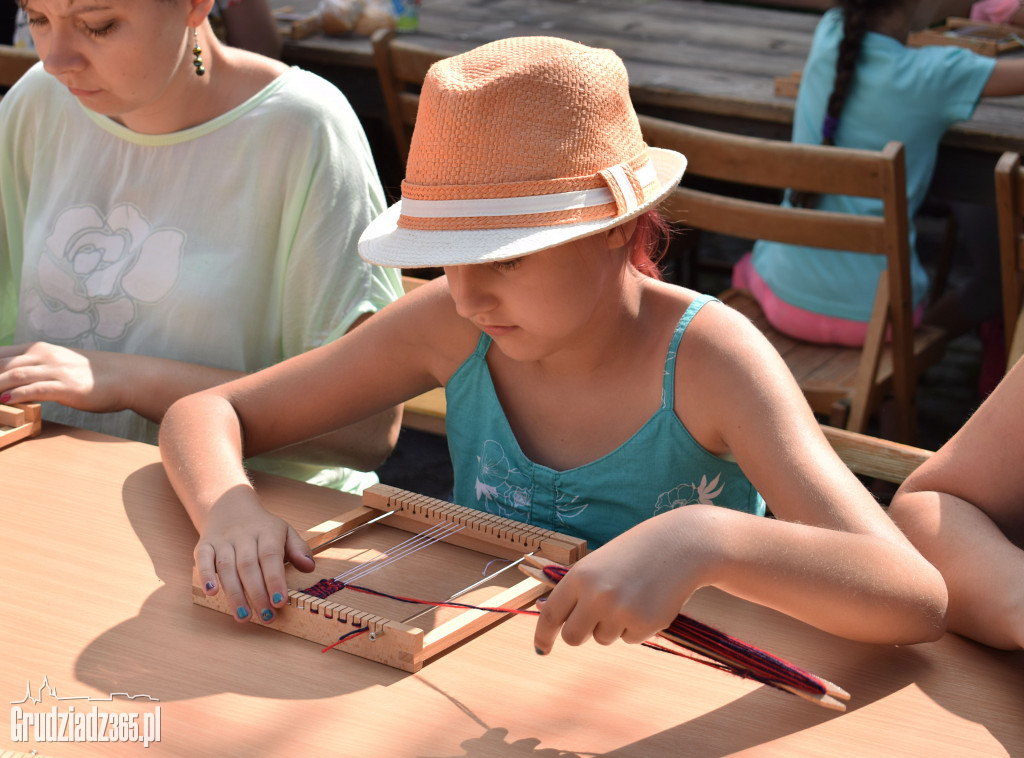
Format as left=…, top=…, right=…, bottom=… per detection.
left=731, top=253, right=923, bottom=347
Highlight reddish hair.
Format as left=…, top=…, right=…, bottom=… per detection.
left=627, top=209, right=672, bottom=280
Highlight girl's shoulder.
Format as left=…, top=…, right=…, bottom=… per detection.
left=644, top=280, right=749, bottom=338
left=644, top=280, right=785, bottom=381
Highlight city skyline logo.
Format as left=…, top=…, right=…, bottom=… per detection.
left=10, top=676, right=161, bottom=748
left=10, top=675, right=160, bottom=705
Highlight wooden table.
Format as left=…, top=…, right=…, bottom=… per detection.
left=281, top=0, right=1024, bottom=205
left=2, top=425, right=1023, bottom=756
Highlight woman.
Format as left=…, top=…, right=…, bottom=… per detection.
left=0, top=0, right=404, bottom=491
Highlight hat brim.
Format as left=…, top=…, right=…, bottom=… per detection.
left=358, top=147, right=686, bottom=268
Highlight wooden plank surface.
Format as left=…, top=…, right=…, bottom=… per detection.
left=2, top=424, right=1023, bottom=755
left=281, top=0, right=1024, bottom=157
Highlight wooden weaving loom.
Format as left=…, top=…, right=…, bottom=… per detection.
left=192, top=483, right=587, bottom=672
left=0, top=402, right=41, bottom=450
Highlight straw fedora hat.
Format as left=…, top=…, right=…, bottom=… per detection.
left=358, top=35, right=687, bottom=268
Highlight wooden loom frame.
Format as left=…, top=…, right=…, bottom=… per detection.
left=192, top=483, right=587, bottom=672
left=0, top=402, right=41, bottom=450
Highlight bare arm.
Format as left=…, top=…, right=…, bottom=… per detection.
left=889, top=357, right=1024, bottom=649
left=160, top=280, right=472, bottom=624
left=982, top=57, right=1024, bottom=97
left=535, top=300, right=947, bottom=653
left=0, top=314, right=400, bottom=472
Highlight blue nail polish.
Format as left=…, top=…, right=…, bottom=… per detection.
left=272, top=592, right=283, bottom=604
left=236, top=607, right=249, bottom=620
left=260, top=609, right=273, bottom=622
left=205, top=581, right=216, bottom=591
left=535, top=647, right=546, bottom=656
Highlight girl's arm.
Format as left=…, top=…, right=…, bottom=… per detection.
left=982, top=57, right=1024, bottom=96
left=535, top=300, right=947, bottom=654
left=159, top=279, right=472, bottom=623
left=888, top=358, right=1024, bottom=649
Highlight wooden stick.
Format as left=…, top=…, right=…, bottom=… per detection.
left=519, top=555, right=848, bottom=711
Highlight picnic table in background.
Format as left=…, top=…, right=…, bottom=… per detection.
left=278, top=0, right=1024, bottom=206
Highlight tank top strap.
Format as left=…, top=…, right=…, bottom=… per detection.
left=474, top=332, right=493, bottom=357
left=662, top=294, right=717, bottom=409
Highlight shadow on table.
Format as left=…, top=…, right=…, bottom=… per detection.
left=72, top=463, right=406, bottom=703
left=601, top=624, right=1024, bottom=757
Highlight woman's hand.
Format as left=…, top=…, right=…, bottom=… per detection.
left=0, top=342, right=130, bottom=412
left=194, top=485, right=316, bottom=623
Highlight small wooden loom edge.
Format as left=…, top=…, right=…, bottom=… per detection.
left=0, top=403, right=42, bottom=450
left=191, top=483, right=588, bottom=672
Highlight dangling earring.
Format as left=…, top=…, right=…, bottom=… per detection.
left=192, top=29, right=205, bottom=77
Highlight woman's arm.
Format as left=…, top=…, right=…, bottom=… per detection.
left=888, top=358, right=1024, bottom=649
left=0, top=314, right=401, bottom=472
left=535, top=301, right=947, bottom=654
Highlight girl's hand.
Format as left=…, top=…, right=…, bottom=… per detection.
left=532, top=508, right=717, bottom=654
left=195, top=487, right=316, bottom=623
left=0, top=342, right=129, bottom=412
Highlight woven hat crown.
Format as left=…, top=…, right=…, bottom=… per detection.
left=357, top=35, right=686, bottom=268
left=404, top=36, right=646, bottom=192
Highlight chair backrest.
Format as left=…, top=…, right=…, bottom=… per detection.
left=371, top=29, right=448, bottom=167
left=0, top=45, right=39, bottom=89
left=996, top=151, right=1024, bottom=369
left=639, top=115, right=923, bottom=440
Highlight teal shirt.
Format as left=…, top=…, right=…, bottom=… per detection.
left=445, top=294, right=765, bottom=549
left=751, top=8, right=995, bottom=322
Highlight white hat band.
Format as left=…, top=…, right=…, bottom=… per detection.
left=399, top=161, right=657, bottom=221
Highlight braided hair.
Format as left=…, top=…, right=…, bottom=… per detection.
left=792, top=0, right=874, bottom=208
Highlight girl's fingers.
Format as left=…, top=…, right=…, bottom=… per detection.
left=194, top=543, right=220, bottom=596
left=214, top=545, right=255, bottom=623
left=533, top=584, right=580, bottom=654
left=256, top=533, right=298, bottom=616
left=284, top=528, right=316, bottom=573
left=235, top=541, right=275, bottom=624
left=592, top=620, right=628, bottom=646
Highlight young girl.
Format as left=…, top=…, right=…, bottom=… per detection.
left=735, top=0, right=1024, bottom=348
left=0, top=0, right=402, bottom=492
left=159, top=36, right=948, bottom=650
left=889, top=355, right=1024, bottom=650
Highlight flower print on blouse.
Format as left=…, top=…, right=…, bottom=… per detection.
left=447, top=294, right=765, bottom=549
left=21, top=203, right=183, bottom=348
left=474, top=439, right=533, bottom=521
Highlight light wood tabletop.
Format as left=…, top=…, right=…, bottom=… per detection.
left=2, top=425, right=1022, bottom=756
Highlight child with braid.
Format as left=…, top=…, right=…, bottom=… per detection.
left=734, top=0, right=1024, bottom=347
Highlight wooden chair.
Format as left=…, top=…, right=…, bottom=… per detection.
left=370, top=28, right=447, bottom=167
left=0, top=44, right=38, bottom=90
left=995, top=151, right=1024, bottom=369
left=639, top=115, right=948, bottom=444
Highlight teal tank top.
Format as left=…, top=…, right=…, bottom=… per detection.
left=444, top=294, right=765, bottom=549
